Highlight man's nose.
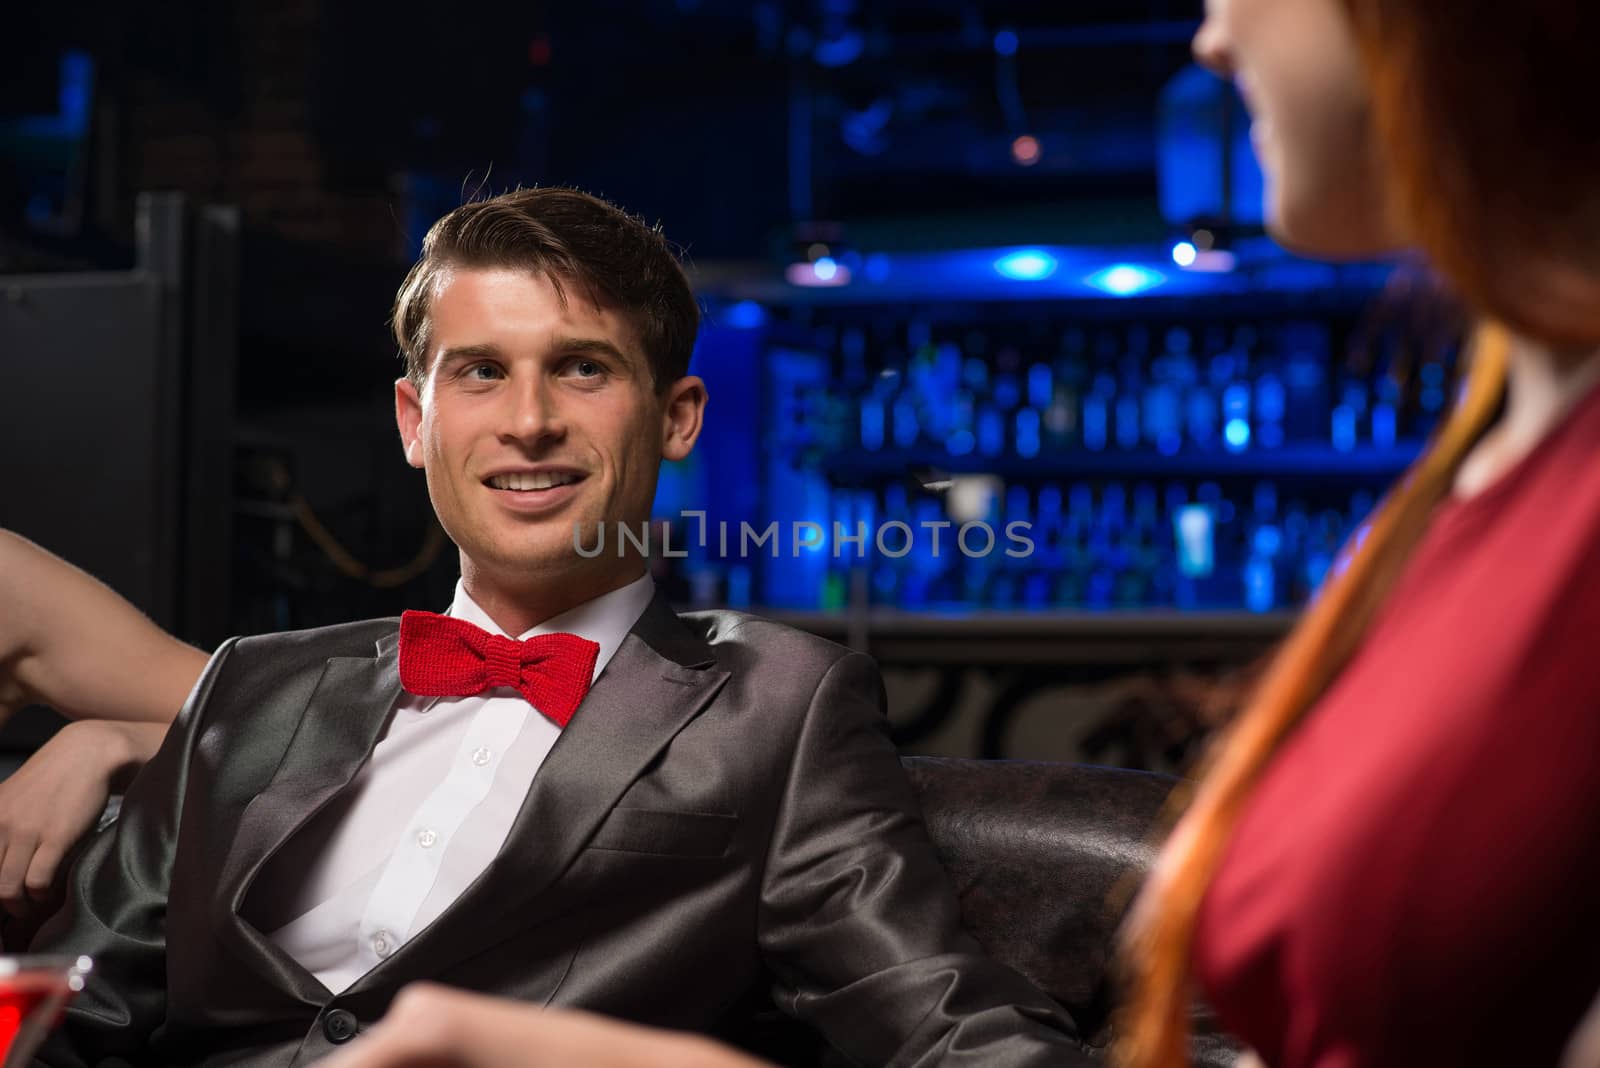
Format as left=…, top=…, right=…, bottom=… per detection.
left=501, top=376, right=566, bottom=445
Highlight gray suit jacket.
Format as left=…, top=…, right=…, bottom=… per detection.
left=33, top=593, right=1088, bottom=1067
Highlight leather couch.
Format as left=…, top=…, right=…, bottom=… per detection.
left=729, top=757, right=1238, bottom=1066
left=13, top=755, right=1237, bottom=1065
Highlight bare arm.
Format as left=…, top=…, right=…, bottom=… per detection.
left=317, top=984, right=769, bottom=1068
left=0, top=530, right=207, bottom=725
left=0, top=719, right=169, bottom=930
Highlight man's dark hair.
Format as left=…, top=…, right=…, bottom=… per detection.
left=392, top=187, right=699, bottom=391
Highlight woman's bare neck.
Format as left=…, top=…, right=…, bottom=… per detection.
left=1453, top=331, right=1600, bottom=501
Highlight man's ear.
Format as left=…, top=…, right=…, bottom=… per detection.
left=660, top=375, right=707, bottom=461
left=395, top=378, right=426, bottom=469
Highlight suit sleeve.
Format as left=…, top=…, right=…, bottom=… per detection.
left=28, top=638, right=239, bottom=1068
left=756, top=650, right=1092, bottom=1068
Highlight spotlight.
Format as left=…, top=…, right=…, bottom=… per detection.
left=786, top=223, right=853, bottom=287
left=1173, top=219, right=1239, bottom=273
left=995, top=249, right=1058, bottom=281
left=1011, top=135, right=1042, bottom=166
left=1084, top=264, right=1164, bottom=297
left=786, top=258, right=852, bottom=287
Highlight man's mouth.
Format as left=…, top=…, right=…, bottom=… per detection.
left=485, top=471, right=584, bottom=492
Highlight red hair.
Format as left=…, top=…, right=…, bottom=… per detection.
left=1117, top=1, right=1600, bottom=1063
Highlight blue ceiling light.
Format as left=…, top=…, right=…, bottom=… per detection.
left=1084, top=264, right=1164, bottom=297
left=1171, top=241, right=1198, bottom=267
left=994, top=249, right=1058, bottom=281
left=993, top=29, right=1019, bottom=57
left=812, top=256, right=839, bottom=281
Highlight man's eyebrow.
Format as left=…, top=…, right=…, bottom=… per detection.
left=435, top=343, right=503, bottom=370
left=553, top=336, right=634, bottom=365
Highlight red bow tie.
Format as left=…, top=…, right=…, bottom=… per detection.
left=397, top=611, right=600, bottom=727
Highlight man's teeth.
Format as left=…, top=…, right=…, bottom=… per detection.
left=488, top=472, right=579, bottom=491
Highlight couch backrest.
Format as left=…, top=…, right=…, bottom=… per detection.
left=902, top=756, right=1237, bottom=1066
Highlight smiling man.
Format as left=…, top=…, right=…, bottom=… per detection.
left=29, top=188, right=1085, bottom=1068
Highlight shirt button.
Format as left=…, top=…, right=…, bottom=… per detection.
left=371, top=930, right=394, bottom=958
left=416, top=828, right=438, bottom=848
left=323, top=1007, right=358, bottom=1043
left=471, top=746, right=492, bottom=766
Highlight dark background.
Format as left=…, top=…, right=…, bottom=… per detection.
left=1, top=0, right=1443, bottom=765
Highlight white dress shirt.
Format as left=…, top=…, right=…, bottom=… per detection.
left=261, top=573, right=656, bottom=994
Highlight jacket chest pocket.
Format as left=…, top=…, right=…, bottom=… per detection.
left=586, top=807, right=738, bottom=858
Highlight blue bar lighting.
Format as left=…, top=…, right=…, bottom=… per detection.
left=1084, top=264, right=1164, bottom=297
left=994, top=249, right=1059, bottom=281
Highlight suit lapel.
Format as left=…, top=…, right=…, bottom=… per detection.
left=217, top=630, right=403, bottom=1002
left=351, top=593, right=730, bottom=991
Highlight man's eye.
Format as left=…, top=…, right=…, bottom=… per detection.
left=573, top=360, right=603, bottom=377
left=468, top=363, right=501, bottom=380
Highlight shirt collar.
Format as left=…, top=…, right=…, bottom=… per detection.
left=448, top=572, right=656, bottom=682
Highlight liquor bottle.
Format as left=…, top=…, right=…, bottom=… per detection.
left=1145, top=329, right=1188, bottom=456
left=1185, top=358, right=1219, bottom=450
left=1255, top=363, right=1287, bottom=449
left=871, top=483, right=911, bottom=606
left=1371, top=374, right=1400, bottom=450
left=1021, top=361, right=1051, bottom=459
left=1082, top=373, right=1114, bottom=452
left=993, top=346, right=1024, bottom=412
left=1222, top=377, right=1252, bottom=453
left=891, top=389, right=921, bottom=450
left=859, top=390, right=887, bottom=452
left=1127, top=483, right=1164, bottom=606
left=946, top=387, right=977, bottom=456
left=977, top=404, right=1006, bottom=458
left=1014, top=406, right=1043, bottom=459
left=1243, top=550, right=1277, bottom=613
left=1035, top=483, right=1065, bottom=572
left=1049, top=328, right=1089, bottom=451
left=840, top=326, right=870, bottom=394
left=1280, top=320, right=1331, bottom=443
left=1027, top=362, right=1054, bottom=410
left=1330, top=372, right=1368, bottom=452
left=1115, top=350, right=1143, bottom=451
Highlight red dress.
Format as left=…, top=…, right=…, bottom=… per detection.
left=1193, top=380, right=1600, bottom=1068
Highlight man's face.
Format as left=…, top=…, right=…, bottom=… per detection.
left=396, top=266, right=704, bottom=604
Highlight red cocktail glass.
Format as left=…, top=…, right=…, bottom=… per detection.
left=0, top=956, right=91, bottom=1067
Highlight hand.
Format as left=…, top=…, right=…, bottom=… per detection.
left=0, top=720, right=154, bottom=923
left=315, top=984, right=770, bottom=1068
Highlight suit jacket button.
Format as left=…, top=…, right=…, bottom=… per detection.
left=323, top=1008, right=359, bottom=1044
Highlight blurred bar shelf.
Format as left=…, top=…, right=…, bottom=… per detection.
left=764, top=608, right=1295, bottom=665
left=822, top=443, right=1424, bottom=484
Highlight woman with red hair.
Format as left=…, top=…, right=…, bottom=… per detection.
left=1118, top=1, right=1600, bottom=1066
